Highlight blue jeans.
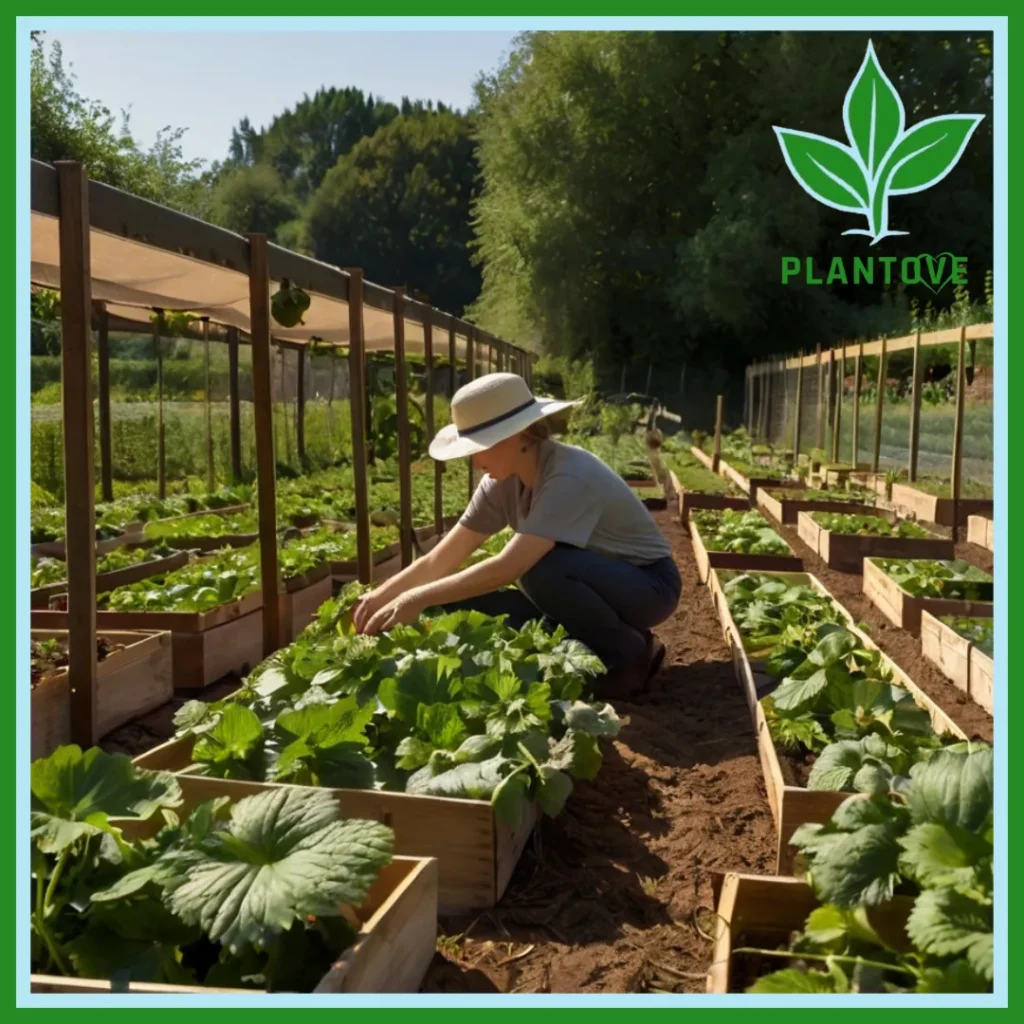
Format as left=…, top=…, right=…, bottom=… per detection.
left=434, top=544, right=681, bottom=670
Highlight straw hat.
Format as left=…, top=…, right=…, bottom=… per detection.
left=428, top=372, right=581, bottom=461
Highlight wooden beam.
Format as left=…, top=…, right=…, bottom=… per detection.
left=448, top=323, right=457, bottom=396
left=96, top=303, right=113, bottom=502
left=909, top=330, right=923, bottom=482
left=950, top=326, right=967, bottom=542
left=851, top=341, right=863, bottom=467
left=814, top=344, right=824, bottom=450
left=872, top=338, right=888, bottom=474
left=831, top=347, right=843, bottom=463
left=247, top=234, right=282, bottom=658
left=346, top=268, right=372, bottom=584
left=792, top=353, right=804, bottom=462
left=467, top=328, right=476, bottom=503
left=424, top=317, right=443, bottom=537
left=155, top=317, right=165, bottom=499
left=56, top=161, right=97, bottom=749
left=393, top=287, right=413, bottom=568
left=296, top=345, right=306, bottom=468
left=227, top=326, right=242, bottom=481
left=203, top=318, right=215, bottom=492
left=711, top=395, right=724, bottom=473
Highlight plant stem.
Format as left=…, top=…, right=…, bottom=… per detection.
left=731, top=946, right=917, bottom=978
left=33, top=849, right=72, bottom=976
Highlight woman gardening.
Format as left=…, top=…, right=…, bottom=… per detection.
left=354, top=373, right=681, bottom=695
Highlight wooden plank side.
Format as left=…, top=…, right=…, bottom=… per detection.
left=970, top=648, right=994, bottom=714
left=921, top=609, right=971, bottom=695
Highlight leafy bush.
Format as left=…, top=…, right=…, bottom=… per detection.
left=812, top=513, right=932, bottom=539
left=874, top=559, right=992, bottom=601
left=691, top=509, right=791, bottom=556
left=943, top=617, right=994, bottom=657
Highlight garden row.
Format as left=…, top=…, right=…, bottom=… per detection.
left=671, top=449, right=993, bottom=994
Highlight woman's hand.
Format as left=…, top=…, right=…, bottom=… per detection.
left=361, top=590, right=426, bottom=636
left=352, top=589, right=390, bottom=634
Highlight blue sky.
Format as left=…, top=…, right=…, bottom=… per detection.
left=48, top=30, right=521, bottom=166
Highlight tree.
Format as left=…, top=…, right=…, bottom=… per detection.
left=307, top=111, right=481, bottom=314
left=207, top=164, right=301, bottom=239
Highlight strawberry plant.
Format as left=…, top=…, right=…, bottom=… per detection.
left=942, top=617, right=994, bottom=658
left=30, top=745, right=393, bottom=989
left=874, top=559, right=993, bottom=601
left=741, top=744, right=993, bottom=993
left=31, top=637, right=123, bottom=688
left=812, top=512, right=932, bottom=539
left=692, top=509, right=792, bottom=556
left=31, top=544, right=179, bottom=590
left=171, top=599, right=618, bottom=828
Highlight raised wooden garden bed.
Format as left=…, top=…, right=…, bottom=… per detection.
left=129, top=753, right=537, bottom=915
left=756, top=490, right=876, bottom=526
left=690, top=445, right=715, bottom=470
left=668, top=470, right=748, bottom=524
left=890, top=482, right=993, bottom=528
left=706, top=872, right=913, bottom=994
left=31, top=629, right=173, bottom=758
left=968, top=515, right=995, bottom=551
left=688, top=511, right=802, bottom=585
left=707, top=568, right=966, bottom=873
left=31, top=528, right=142, bottom=561
left=718, top=460, right=801, bottom=500
left=31, top=547, right=193, bottom=609
left=31, top=854, right=438, bottom=994
left=921, top=610, right=994, bottom=715
left=863, top=557, right=993, bottom=637
left=797, top=510, right=954, bottom=573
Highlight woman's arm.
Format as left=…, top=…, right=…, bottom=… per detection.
left=362, top=532, right=555, bottom=635
left=353, top=523, right=488, bottom=631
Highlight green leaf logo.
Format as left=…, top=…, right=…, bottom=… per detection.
left=774, top=40, right=984, bottom=244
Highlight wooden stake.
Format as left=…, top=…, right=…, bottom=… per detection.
left=872, top=338, right=888, bottom=474
left=448, top=323, right=456, bottom=396
left=792, top=353, right=804, bottom=462
left=247, top=234, right=282, bottom=657
left=424, top=317, right=443, bottom=536
left=346, top=269, right=372, bottom=584
left=56, top=161, right=97, bottom=748
left=228, top=326, right=242, bottom=482
left=711, top=394, right=724, bottom=473
left=909, top=329, right=923, bottom=482
left=852, top=341, right=863, bottom=467
left=203, top=318, right=215, bottom=492
left=831, top=347, right=843, bottom=463
left=296, top=346, right=306, bottom=469
left=951, top=326, right=967, bottom=542
left=645, top=360, right=653, bottom=396
left=393, top=288, right=413, bottom=568
left=815, top=343, right=824, bottom=449
left=155, top=316, right=165, bottom=498
left=96, top=302, right=113, bottom=502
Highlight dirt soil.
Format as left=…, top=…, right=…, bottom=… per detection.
left=421, top=509, right=776, bottom=994
left=773, top=520, right=993, bottom=744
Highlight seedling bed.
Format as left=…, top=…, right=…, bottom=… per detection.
left=31, top=629, right=173, bottom=758
left=707, top=568, right=966, bottom=872
left=706, top=872, right=913, bottom=994
left=890, top=483, right=993, bottom=528
left=862, top=557, right=993, bottom=637
left=129, top=752, right=537, bottom=914
left=669, top=469, right=748, bottom=524
left=32, top=855, right=438, bottom=994
left=718, top=459, right=801, bottom=500
left=31, top=527, right=142, bottom=561
left=689, top=445, right=715, bottom=470
left=756, top=490, right=876, bottom=526
left=920, top=610, right=994, bottom=714
left=688, top=510, right=802, bottom=584
left=797, top=510, right=954, bottom=573
left=967, top=515, right=994, bottom=551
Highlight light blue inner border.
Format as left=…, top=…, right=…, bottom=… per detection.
left=16, top=14, right=1008, bottom=1009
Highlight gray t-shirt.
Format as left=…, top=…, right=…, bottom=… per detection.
left=459, top=439, right=672, bottom=565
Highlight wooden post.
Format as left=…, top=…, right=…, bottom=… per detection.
left=762, top=364, right=773, bottom=442
left=814, top=343, right=824, bottom=450
left=909, top=329, right=923, bottom=482
left=831, top=347, right=843, bottom=464
left=872, top=338, right=888, bottom=474
left=56, top=161, right=97, bottom=748
left=227, top=326, right=242, bottom=482
left=792, top=353, right=804, bottom=462
left=852, top=341, right=863, bottom=468
left=247, top=234, right=282, bottom=657
left=448, top=324, right=457, bottom=395
left=393, top=289, right=413, bottom=568
left=203, top=318, right=215, bottom=492
left=645, top=360, right=653, bottom=396
left=424, top=318, right=443, bottom=536
left=950, top=326, right=967, bottom=542
left=296, top=345, right=306, bottom=469
left=155, top=315, right=165, bottom=499
left=711, top=394, right=724, bottom=473
left=346, top=269, right=372, bottom=584
left=96, top=303, right=113, bottom=502
left=466, top=328, right=476, bottom=502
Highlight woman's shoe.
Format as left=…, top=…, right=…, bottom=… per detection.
left=597, top=633, right=665, bottom=699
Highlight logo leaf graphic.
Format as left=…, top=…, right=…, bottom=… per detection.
left=881, top=115, right=985, bottom=195
left=773, top=128, right=869, bottom=214
left=844, top=39, right=905, bottom=180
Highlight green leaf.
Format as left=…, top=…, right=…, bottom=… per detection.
left=906, top=887, right=992, bottom=980
left=804, top=823, right=904, bottom=908
left=807, top=740, right=863, bottom=791
left=492, top=768, right=531, bottom=829
left=914, top=958, right=992, bottom=993
left=747, top=967, right=842, bottom=993
left=405, top=754, right=513, bottom=800
left=193, top=704, right=265, bottom=778
left=909, top=745, right=992, bottom=832
left=898, top=821, right=993, bottom=890
left=31, top=746, right=182, bottom=854
left=452, top=734, right=502, bottom=764
left=394, top=736, right=434, bottom=771
left=843, top=39, right=905, bottom=178
left=276, top=697, right=374, bottom=752
left=809, top=629, right=858, bottom=668
left=416, top=702, right=468, bottom=750
left=561, top=701, right=621, bottom=738
left=773, top=128, right=869, bottom=213
left=882, top=115, right=985, bottom=195
left=772, top=668, right=830, bottom=711
left=547, top=730, right=602, bottom=781
left=164, top=787, right=393, bottom=953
